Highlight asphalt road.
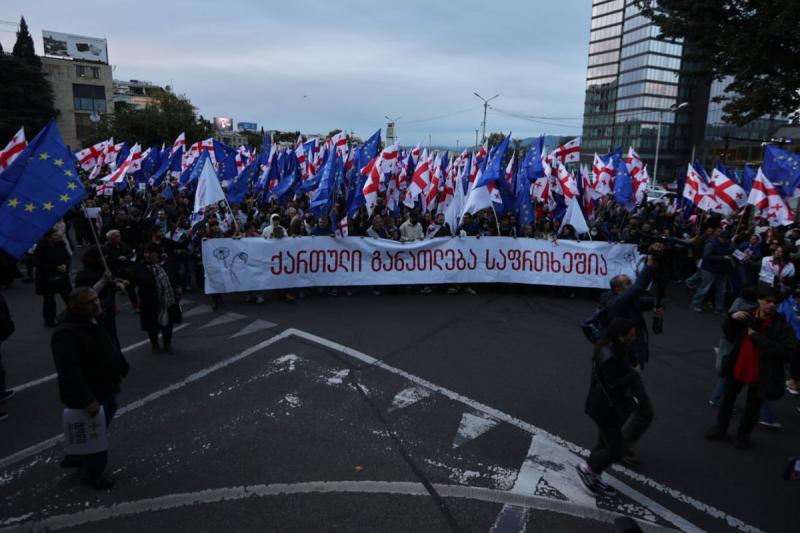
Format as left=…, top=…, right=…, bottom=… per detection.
left=0, top=278, right=798, bottom=532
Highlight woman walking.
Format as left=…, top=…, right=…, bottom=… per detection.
left=577, top=318, right=639, bottom=495
left=136, top=243, right=181, bottom=353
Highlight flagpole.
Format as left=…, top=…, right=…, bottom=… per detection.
left=81, top=201, right=111, bottom=274
left=223, top=199, right=242, bottom=236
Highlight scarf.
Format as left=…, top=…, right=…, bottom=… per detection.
left=148, top=263, right=175, bottom=326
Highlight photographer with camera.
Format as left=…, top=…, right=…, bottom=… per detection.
left=598, top=242, right=665, bottom=465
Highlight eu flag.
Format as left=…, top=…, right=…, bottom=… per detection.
left=0, top=119, right=87, bottom=258
left=763, top=144, right=800, bottom=195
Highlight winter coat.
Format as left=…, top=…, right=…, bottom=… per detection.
left=134, top=263, right=176, bottom=332
left=720, top=311, right=795, bottom=400
left=585, top=345, right=638, bottom=427
left=34, top=240, right=71, bottom=296
left=600, top=264, right=656, bottom=367
left=51, top=310, right=128, bottom=408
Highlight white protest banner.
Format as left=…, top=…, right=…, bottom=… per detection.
left=203, top=237, right=641, bottom=293
left=62, top=407, right=108, bottom=455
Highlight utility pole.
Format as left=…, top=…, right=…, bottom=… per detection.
left=475, top=130, right=479, bottom=151
left=474, top=92, right=499, bottom=144
left=428, top=134, right=432, bottom=152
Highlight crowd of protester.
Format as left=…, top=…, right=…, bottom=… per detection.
left=1, top=178, right=800, bottom=492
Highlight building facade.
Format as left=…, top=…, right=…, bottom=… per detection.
left=41, top=56, right=113, bottom=149
left=582, top=0, right=788, bottom=182
left=112, top=79, right=165, bottom=110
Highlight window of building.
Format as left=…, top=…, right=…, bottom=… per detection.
left=589, top=38, right=621, bottom=54
left=72, top=84, right=107, bottom=112
left=91, top=67, right=100, bottom=79
left=591, top=25, right=622, bottom=41
left=593, top=0, right=624, bottom=17
left=587, top=64, right=619, bottom=79
left=621, top=24, right=659, bottom=45
left=588, top=50, right=620, bottom=66
left=592, top=11, right=624, bottom=30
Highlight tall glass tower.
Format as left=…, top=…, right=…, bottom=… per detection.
left=582, top=0, right=689, bottom=180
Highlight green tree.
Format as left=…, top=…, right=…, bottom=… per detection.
left=12, top=17, right=40, bottom=68
left=92, top=90, right=212, bottom=147
left=0, top=17, right=56, bottom=141
left=635, top=0, right=800, bottom=125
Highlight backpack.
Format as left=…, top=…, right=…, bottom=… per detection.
left=580, top=306, right=607, bottom=344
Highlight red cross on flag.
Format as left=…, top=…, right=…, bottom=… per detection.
left=549, top=137, right=581, bottom=165
left=0, top=127, right=27, bottom=173
left=710, top=168, right=746, bottom=215
left=748, top=168, right=796, bottom=227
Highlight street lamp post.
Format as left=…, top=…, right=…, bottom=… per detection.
left=474, top=92, right=499, bottom=143
left=653, top=101, right=689, bottom=187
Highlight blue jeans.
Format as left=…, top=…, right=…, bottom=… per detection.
left=758, top=400, right=776, bottom=424
left=691, top=270, right=726, bottom=312
left=710, top=378, right=727, bottom=405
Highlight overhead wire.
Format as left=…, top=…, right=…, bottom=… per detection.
left=489, top=107, right=583, bottom=130
left=397, top=105, right=484, bottom=125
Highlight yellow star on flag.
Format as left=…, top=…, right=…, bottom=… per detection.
left=67, top=182, right=77, bottom=190
left=24, top=203, right=35, bottom=212
left=42, top=201, right=54, bottom=211
left=7, top=198, right=20, bottom=208
left=54, top=158, right=64, bottom=167
left=59, top=193, right=70, bottom=203
left=64, top=170, right=74, bottom=177
left=39, top=152, right=49, bottom=160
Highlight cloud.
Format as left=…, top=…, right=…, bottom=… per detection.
left=3, top=0, right=589, bottom=143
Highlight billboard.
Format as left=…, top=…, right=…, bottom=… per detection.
left=42, top=30, right=108, bottom=63
left=213, top=117, right=233, bottom=132
left=237, top=122, right=258, bottom=132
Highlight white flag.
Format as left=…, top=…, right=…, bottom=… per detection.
left=193, top=154, right=226, bottom=217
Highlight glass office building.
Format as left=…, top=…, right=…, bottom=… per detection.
left=582, top=0, right=690, bottom=180
left=582, top=0, right=788, bottom=179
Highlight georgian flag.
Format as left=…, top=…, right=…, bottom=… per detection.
left=336, top=217, right=349, bottom=238
left=635, top=165, right=650, bottom=204
left=748, top=168, right=796, bottom=226
left=404, top=148, right=431, bottom=208
left=682, top=164, right=715, bottom=211
left=172, top=132, right=186, bottom=154
left=504, top=153, right=515, bottom=190
left=103, top=139, right=123, bottom=168
left=74, top=140, right=108, bottom=172
left=556, top=162, right=578, bottom=200
left=0, top=127, right=28, bottom=173
left=102, top=143, right=141, bottom=183
left=591, top=153, right=614, bottom=198
left=710, top=168, right=746, bottom=215
left=549, top=137, right=581, bottom=164
left=625, top=147, right=643, bottom=179
left=424, top=152, right=443, bottom=212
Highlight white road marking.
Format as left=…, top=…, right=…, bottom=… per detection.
left=10, top=323, right=191, bottom=393
left=182, top=304, right=213, bottom=318
left=229, top=318, right=277, bottom=339
left=0, top=328, right=764, bottom=533
left=198, top=312, right=247, bottom=329
left=0, top=481, right=673, bottom=532
left=388, top=385, right=432, bottom=412
left=452, top=410, right=499, bottom=449
left=285, top=328, right=752, bottom=533
left=0, top=330, right=292, bottom=471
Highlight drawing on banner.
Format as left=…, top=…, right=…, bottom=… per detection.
left=212, top=247, right=248, bottom=288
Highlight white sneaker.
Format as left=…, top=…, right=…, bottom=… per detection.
left=465, top=287, right=477, bottom=295
left=255, top=296, right=265, bottom=305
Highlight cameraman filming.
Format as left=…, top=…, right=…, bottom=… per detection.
left=600, top=242, right=665, bottom=465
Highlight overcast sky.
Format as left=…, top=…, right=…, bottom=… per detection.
left=2, top=0, right=590, bottom=146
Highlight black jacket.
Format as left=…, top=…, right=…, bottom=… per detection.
left=600, top=264, right=655, bottom=367
left=134, top=263, right=177, bottom=332
left=34, top=240, right=71, bottom=296
left=51, top=311, right=128, bottom=408
left=585, top=345, right=638, bottom=427
left=720, top=311, right=795, bottom=400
